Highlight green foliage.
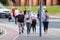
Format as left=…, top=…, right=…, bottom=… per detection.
left=5, top=6, right=60, bottom=13
left=0, top=0, right=7, bottom=4
left=46, top=6, right=60, bottom=13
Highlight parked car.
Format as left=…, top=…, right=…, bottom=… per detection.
left=0, top=4, right=11, bottom=18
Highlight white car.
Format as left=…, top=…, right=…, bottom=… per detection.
left=0, top=4, right=11, bottom=18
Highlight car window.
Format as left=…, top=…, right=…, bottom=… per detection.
left=0, top=4, right=5, bottom=9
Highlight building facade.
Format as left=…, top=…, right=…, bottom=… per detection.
left=8, top=0, right=60, bottom=6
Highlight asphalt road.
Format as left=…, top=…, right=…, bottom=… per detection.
left=0, top=18, right=60, bottom=40
left=0, top=18, right=60, bottom=29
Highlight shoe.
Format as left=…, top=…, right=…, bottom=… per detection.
left=45, top=29, right=48, bottom=33
left=44, top=30, right=48, bottom=35
left=19, top=32, right=21, bottom=34
left=22, top=30, right=23, bottom=33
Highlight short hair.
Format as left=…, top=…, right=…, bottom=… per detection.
left=20, top=11, right=22, bottom=13
left=45, top=10, right=48, bottom=13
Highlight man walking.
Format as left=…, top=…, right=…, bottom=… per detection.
left=15, top=8, right=19, bottom=24
left=11, top=7, right=15, bottom=22
left=16, top=11, right=25, bottom=34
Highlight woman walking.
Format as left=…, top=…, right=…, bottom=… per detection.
left=31, top=12, right=37, bottom=32
left=25, top=10, right=32, bottom=34
left=42, top=10, right=49, bottom=34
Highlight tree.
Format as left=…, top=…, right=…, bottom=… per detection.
left=0, top=0, right=7, bottom=5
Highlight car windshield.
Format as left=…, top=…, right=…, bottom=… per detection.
left=0, top=4, right=5, bottom=9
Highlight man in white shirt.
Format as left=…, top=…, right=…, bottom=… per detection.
left=15, top=8, right=19, bottom=24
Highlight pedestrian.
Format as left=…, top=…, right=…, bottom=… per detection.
left=31, top=12, right=38, bottom=32
left=42, top=10, right=49, bottom=34
left=43, top=6, right=47, bottom=14
left=15, top=8, right=19, bottom=24
left=11, top=7, right=15, bottom=22
left=23, top=7, right=27, bottom=15
left=16, top=11, right=25, bottom=34
left=25, top=10, right=32, bottom=34
left=8, top=13, right=12, bottom=22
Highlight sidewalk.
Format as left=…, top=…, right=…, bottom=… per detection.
left=15, top=27, right=60, bottom=40
left=0, top=23, right=60, bottom=40
left=0, top=24, right=18, bottom=40
left=0, top=15, right=60, bottom=40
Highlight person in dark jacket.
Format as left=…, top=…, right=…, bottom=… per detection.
left=8, top=13, right=12, bottom=22
left=16, top=11, right=25, bottom=34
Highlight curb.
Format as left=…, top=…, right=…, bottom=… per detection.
left=0, top=28, right=7, bottom=38
left=0, top=24, right=18, bottom=40
left=50, top=16, right=60, bottom=18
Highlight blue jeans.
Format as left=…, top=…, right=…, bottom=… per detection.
left=26, top=22, right=31, bottom=34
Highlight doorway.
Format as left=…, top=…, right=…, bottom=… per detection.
left=58, top=0, right=60, bottom=5
left=51, top=0, right=53, bottom=5
left=43, top=0, right=46, bottom=5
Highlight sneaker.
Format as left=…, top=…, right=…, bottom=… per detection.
left=22, top=30, right=23, bottom=33
left=46, top=29, right=48, bottom=33
left=44, top=30, right=48, bottom=35
left=19, top=32, right=21, bottom=34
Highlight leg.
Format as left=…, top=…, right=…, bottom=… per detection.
left=19, top=26, right=22, bottom=34
left=26, top=22, right=31, bottom=34
left=34, top=20, right=36, bottom=32
left=26, top=22, right=29, bottom=34
left=43, top=22, right=46, bottom=32
left=8, top=18, right=10, bottom=22
left=21, top=23, right=24, bottom=33
left=32, top=20, right=34, bottom=32
left=45, top=22, right=49, bottom=32
left=18, top=22, right=22, bottom=34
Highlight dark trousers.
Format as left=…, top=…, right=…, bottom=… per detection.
left=8, top=17, right=12, bottom=22
left=13, top=14, right=15, bottom=18
left=43, top=21, right=49, bottom=32
left=26, top=22, right=31, bottom=34
left=31, top=19, right=36, bottom=32
left=15, top=16, right=17, bottom=24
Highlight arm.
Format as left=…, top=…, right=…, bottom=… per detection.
left=16, top=18, right=18, bottom=24
left=24, top=18, right=26, bottom=24
left=30, top=17, right=32, bottom=24
left=24, top=15, right=26, bottom=24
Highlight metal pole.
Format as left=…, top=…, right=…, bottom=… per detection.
left=39, top=0, right=42, bottom=37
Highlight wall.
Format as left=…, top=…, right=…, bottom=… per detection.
left=8, top=0, right=59, bottom=6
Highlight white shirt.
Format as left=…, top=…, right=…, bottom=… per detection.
left=25, top=14, right=31, bottom=23
left=15, top=10, right=19, bottom=16
left=31, top=14, right=37, bottom=19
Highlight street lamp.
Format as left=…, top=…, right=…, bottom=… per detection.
left=39, top=0, right=42, bottom=37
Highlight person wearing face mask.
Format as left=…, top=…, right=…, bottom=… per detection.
left=16, top=11, right=25, bottom=34
left=31, top=12, right=38, bottom=32
left=42, top=10, right=49, bottom=34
